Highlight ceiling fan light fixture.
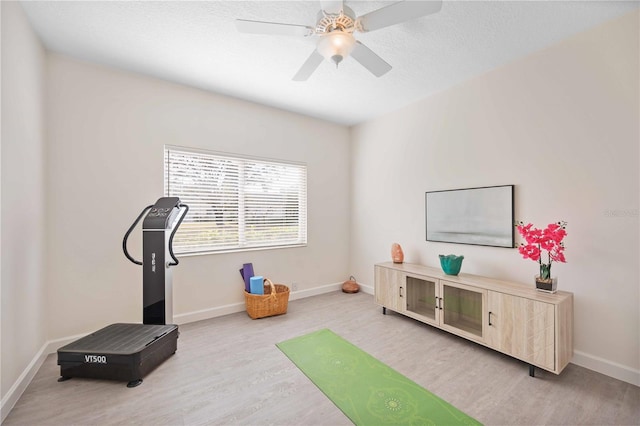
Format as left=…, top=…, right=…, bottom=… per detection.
left=316, top=31, right=355, bottom=67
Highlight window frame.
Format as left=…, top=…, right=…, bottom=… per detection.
left=164, top=145, right=308, bottom=256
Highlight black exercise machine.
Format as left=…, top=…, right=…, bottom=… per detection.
left=57, top=197, right=189, bottom=387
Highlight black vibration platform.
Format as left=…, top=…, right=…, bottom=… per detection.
left=57, top=323, right=178, bottom=387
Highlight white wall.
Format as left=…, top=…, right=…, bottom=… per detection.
left=0, top=0, right=47, bottom=415
left=350, top=11, right=639, bottom=383
left=45, top=55, right=351, bottom=340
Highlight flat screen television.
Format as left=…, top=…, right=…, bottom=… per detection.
left=425, top=185, right=514, bottom=248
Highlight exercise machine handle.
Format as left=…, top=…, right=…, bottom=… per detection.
left=122, top=204, right=154, bottom=265
left=167, top=204, right=189, bottom=267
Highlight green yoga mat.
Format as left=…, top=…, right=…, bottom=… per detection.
left=277, top=329, right=481, bottom=426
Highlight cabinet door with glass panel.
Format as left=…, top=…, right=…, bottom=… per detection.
left=439, top=280, right=487, bottom=342
left=405, top=274, right=440, bottom=325
left=405, top=276, right=487, bottom=341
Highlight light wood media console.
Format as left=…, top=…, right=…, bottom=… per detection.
left=374, top=262, right=573, bottom=376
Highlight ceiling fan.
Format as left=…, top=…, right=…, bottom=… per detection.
left=235, top=0, right=443, bottom=81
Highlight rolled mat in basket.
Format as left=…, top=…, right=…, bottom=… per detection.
left=244, top=278, right=290, bottom=320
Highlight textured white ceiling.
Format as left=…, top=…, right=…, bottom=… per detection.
left=21, top=1, right=639, bottom=126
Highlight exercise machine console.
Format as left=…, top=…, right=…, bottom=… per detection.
left=57, top=197, right=188, bottom=387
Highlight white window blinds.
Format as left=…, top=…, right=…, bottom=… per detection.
left=164, top=146, right=307, bottom=254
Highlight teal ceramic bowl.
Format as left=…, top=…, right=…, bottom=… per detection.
left=439, top=255, right=464, bottom=275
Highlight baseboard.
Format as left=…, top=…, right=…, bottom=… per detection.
left=289, top=282, right=342, bottom=300
left=291, top=282, right=374, bottom=298
left=173, top=301, right=246, bottom=324
left=359, top=284, right=374, bottom=295
left=173, top=283, right=375, bottom=325
left=571, top=350, right=640, bottom=386
left=44, top=332, right=91, bottom=356
left=0, top=341, right=49, bottom=423
left=173, top=282, right=346, bottom=324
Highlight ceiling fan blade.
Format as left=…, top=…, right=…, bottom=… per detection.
left=320, top=0, right=343, bottom=15
left=292, top=50, right=324, bottom=81
left=357, top=0, right=443, bottom=32
left=235, top=19, right=312, bottom=37
left=350, top=41, right=392, bottom=77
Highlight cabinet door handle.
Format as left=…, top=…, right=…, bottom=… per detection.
left=435, top=296, right=439, bottom=310
left=439, top=297, right=443, bottom=310
left=399, top=286, right=403, bottom=298
left=488, top=311, right=493, bottom=326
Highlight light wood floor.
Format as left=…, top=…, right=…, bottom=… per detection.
left=4, top=291, right=639, bottom=425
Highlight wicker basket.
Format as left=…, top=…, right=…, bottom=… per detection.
left=244, top=278, right=290, bottom=319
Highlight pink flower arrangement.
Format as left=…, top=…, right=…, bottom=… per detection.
left=515, top=221, right=567, bottom=281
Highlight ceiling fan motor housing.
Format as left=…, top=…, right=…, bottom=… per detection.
left=315, top=6, right=356, bottom=34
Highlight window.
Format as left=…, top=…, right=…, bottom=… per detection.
left=164, top=146, right=307, bottom=254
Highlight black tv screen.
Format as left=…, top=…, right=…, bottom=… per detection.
left=425, top=185, right=514, bottom=248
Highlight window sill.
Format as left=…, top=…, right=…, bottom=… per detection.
left=175, top=243, right=307, bottom=258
